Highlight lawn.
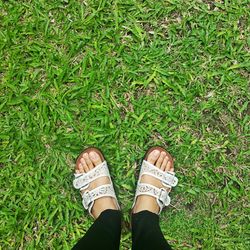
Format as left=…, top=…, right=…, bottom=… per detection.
left=0, top=0, right=249, bottom=249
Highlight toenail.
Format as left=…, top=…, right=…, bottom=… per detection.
left=89, top=151, right=97, bottom=159
left=153, top=150, right=160, bottom=156
left=83, top=153, right=88, bottom=158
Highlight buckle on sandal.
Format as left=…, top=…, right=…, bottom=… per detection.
left=162, top=172, right=178, bottom=187
left=159, top=188, right=170, bottom=206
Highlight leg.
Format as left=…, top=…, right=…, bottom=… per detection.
left=73, top=209, right=121, bottom=250
left=132, top=147, right=177, bottom=250
left=72, top=148, right=121, bottom=249
left=132, top=210, right=171, bottom=250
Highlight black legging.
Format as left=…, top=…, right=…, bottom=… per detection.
left=72, top=209, right=172, bottom=250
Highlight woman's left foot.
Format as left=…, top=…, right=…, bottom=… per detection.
left=75, top=149, right=119, bottom=219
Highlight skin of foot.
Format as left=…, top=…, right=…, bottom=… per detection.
left=132, top=149, right=174, bottom=214
left=75, top=151, right=119, bottom=219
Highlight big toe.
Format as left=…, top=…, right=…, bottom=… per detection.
left=89, top=151, right=102, bottom=166
left=147, top=150, right=160, bottom=165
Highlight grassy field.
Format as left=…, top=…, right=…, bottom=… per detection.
left=0, top=0, right=249, bottom=249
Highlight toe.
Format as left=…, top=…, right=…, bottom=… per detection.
left=79, top=161, right=84, bottom=172
left=161, top=156, right=169, bottom=171
left=81, top=156, right=89, bottom=172
left=77, top=156, right=85, bottom=172
left=76, top=161, right=83, bottom=173
left=83, top=153, right=94, bottom=170
left=155, top=151, right=166, bottom=169
left=76, top=156, right=84, bottom=173
left=89, top=151, right=102, bottom=166
left=165, top=158, right=172, bottom=172
left=147, top=150, right=160, bottom=164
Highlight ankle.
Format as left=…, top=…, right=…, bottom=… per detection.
left=92, top=199, right=118, bottom=219
left=133, top=196, right=159, bottom=214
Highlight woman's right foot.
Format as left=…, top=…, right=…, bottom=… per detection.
left=132, top=149, right=174, bottom=214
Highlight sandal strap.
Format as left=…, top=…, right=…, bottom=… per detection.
left=81, top=184, right=117, bottom=216
left=73, top=161, right=110, bottom=190
left=140, top=160, right=178, bottom=188
left=134, top=183, right=171, bottom=213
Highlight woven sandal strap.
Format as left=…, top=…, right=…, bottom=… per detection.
left=134, top=183, right=171, bottom=213
left=140, top=160, right=178, bottom=188
left=81, top=184, right=117, bottom=216
left=73, top=161, right=109, bottom=189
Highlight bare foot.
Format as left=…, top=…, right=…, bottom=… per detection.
left=132, top=149, right=174, bottom=214
left=75, top=150, right=119, bottom=219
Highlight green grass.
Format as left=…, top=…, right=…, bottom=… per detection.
left=0, top=0, right=249, bottom=249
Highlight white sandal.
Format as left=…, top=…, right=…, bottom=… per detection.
left=73, top=148, right=120, bottom=217
left=132, top=147, right=178, bottom=214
